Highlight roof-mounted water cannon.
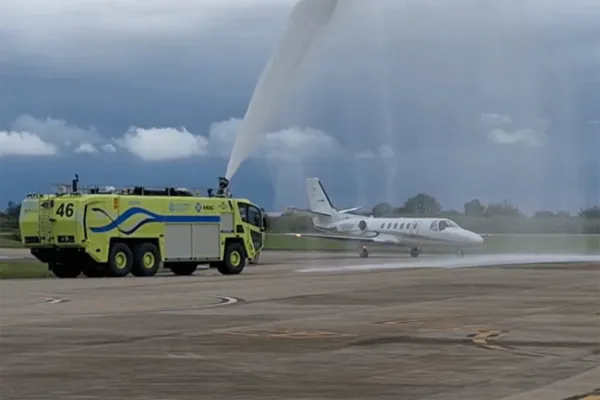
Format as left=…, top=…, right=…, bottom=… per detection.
left=214, top=177, right=232, bottom=198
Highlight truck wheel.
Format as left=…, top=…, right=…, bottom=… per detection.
left=51, top=263, right=81, bottom=278
left=107, top=242, right=133, bottom=277
left=170, top=263, right=197, bottom=276
left=218, top=242, right=246, bottom=275
left=131, top=242, right=160, bottom=277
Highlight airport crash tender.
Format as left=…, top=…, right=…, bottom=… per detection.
left=18, top=176, right=267, bottom=278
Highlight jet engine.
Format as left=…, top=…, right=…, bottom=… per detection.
left=338, top=219, right=368, bottom=233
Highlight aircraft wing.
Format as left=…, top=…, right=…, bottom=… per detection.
left=280, top=232, right=385, bottom=243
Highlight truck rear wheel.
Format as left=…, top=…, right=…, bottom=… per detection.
left=169, top=263, right=197, bottom=276
left=131, top=242, right=160, bottom=277
left=107, top=242, right=133, bottom=277
left=51, top=263, right=81, bottom=279
left=217, top=242, right=246, bottom=275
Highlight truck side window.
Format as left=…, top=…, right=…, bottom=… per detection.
left=248, top=205, right=262, bottom=228
left=238, top=203, right=249, bottom=223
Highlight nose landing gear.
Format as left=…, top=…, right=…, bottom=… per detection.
left=359, top=246, right=369, bottom=258
left=456, top=248, right=465, bottom=258
left=409, top=247, right=421, bottom=258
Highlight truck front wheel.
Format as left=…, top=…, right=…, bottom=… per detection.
left=218, top=242, right=246, bottom=275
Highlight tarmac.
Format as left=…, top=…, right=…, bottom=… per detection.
left=1, top=250, right=599, bottom=400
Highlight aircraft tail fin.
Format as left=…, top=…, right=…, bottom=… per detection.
left=305, top=177, right=343, bottom=227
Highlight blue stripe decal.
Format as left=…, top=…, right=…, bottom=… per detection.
left=89, top=207, right=220, bottom=235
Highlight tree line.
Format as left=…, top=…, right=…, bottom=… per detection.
left=269, top=193, right=600, bottom=235
left=2, top=197, right=600, bottom=235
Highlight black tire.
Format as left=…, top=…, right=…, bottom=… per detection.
left=81, top=264, right=105, bottom=278
left=131, top=242, right=161, bottom=277
left=359, top=248, right=369, bottom=258
left=51, top=263, right=81, bottom=278
left=217, top=242, right=246, bottom=275
left=170, top=263, right=197, bottom=276
left=106, top=242, right=133, bottom=277
left=410, top=248, right=420, bottom=258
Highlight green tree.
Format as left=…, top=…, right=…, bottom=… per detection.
left=464, top=199, right=485, bottom=216
left=371, top=202, right=393, bottom=217
left=579, top=206, right=600, bottom=219
left=533, top=210, right=556, bottom=218
left=484, top=200, right=522, bottom=217
left=5, top=202, right=21, bottom=219
left=403, top=193, right=442, bottom=214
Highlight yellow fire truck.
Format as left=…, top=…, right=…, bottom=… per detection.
left=19, top=176, right=266, bottom=278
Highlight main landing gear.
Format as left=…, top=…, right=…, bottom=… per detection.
left=456, top=248, right=465, bottom=258
left=409, top=247, right=421, bottom=258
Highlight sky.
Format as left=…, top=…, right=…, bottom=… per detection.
left=1, top=0, right=599, bottom=214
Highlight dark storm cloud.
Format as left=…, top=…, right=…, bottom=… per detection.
left=1, top=0, right=599, bottom=211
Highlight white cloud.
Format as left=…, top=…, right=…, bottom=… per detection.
left=0, top=131, right=57, bottom=157
left=115, top=127, right=209, bottom=162
left=207, top=118, right=341, bottom=161
left=111, top=117, right=341, bottom=162
left=480, top=113, right=549, bottom=148
left=11, top=115, right=101, bottom=148
left=487, top=128, right=547, bottom=147
left=480, top=113, right=513, bottom=128
left=101, top=144, right=117, bottom=153
left=355, top=144, right=395, bottom=160
left=0, top=114, right=342, bottom=162
left=74, top=143, right=97, bottom=154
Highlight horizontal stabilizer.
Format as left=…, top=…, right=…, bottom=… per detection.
left=338, top=206, right=362, bottom=214
left=284, top=206, right=332, bottom=217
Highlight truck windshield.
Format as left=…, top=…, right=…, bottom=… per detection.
left=238, top=203, right=263, bottom=229
left=248, top=205, right=263, bottom=228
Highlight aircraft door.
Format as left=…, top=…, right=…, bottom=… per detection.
left=410, top=221, right=420, bottom=236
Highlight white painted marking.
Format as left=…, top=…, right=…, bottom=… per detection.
left=166, top=353, right=204, bottom=359
left=40, top=296, right=65, bottom=304
left=296, top=254, right=600, bottom=273
left=211, top=295, right=239, bottom=306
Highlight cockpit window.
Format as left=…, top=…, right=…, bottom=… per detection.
left=430, top=221, right=438, bottom=231
left=439, top=220, right=458, bottom=231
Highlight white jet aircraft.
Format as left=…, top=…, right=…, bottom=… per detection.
left=283, top=177, right=484, bottom=258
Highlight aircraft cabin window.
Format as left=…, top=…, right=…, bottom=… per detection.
left=381, top=223, right=385, bottom=229
left=399, top=223, right=404, bottom=229
left=387, top=223, right=392, bottom=229
left=393, top=223, right=398, bottom=229
left=412, top=222, right=418, bottom=229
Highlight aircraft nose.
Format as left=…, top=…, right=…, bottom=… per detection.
left=469, top=231, right=484, bottom=244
